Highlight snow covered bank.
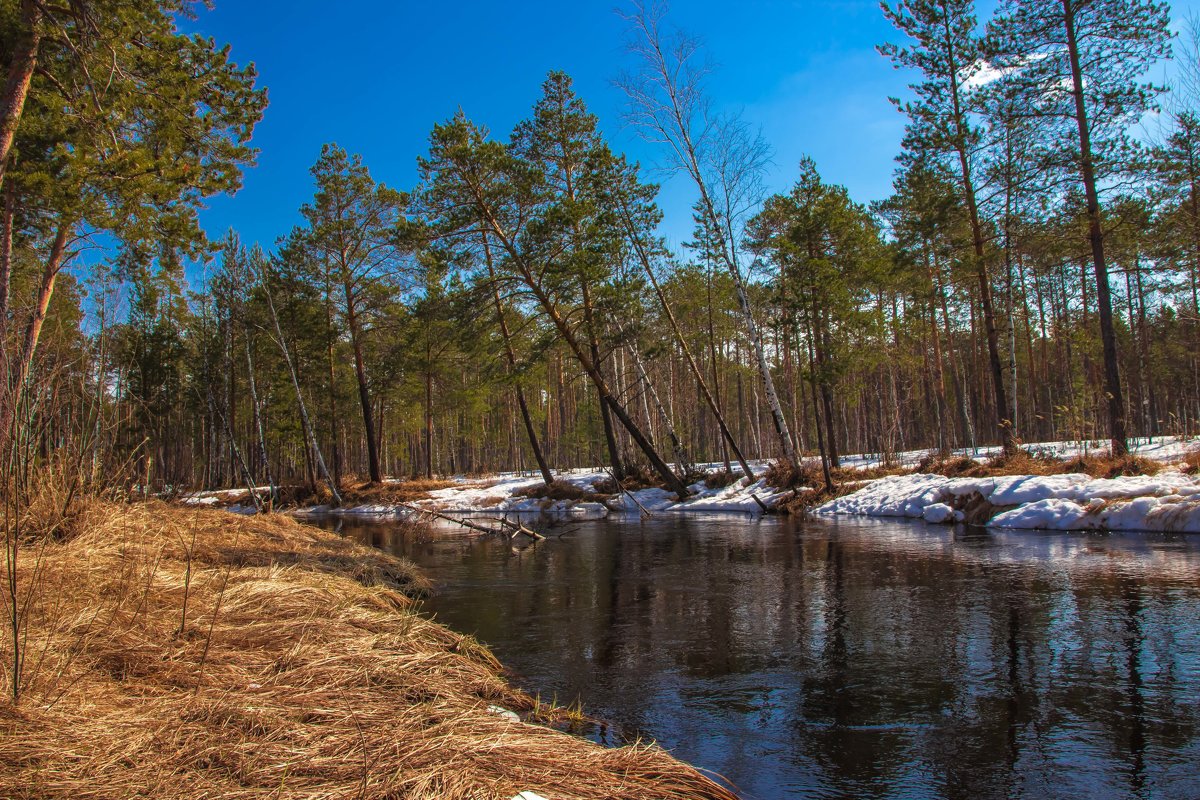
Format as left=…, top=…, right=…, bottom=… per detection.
left=815, top=471, right=1200, bottom=533
left=297, top=466, right=789, bottom=520
left=836, top=435, right=1195, bottom=471
left=179, top=487, right=263, bottom=507
left=182, top=436, right=1200, bottom=533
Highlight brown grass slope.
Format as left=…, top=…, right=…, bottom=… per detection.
left=0, top=501, right=737, bottom=800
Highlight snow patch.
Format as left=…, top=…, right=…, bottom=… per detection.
left=816, top=470, right=1200, bottom=533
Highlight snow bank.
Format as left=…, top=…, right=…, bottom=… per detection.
left=185, top=437, right=1198, bottom=533
left=301, top=462, right=785, bottom=520
left=411, top=466, right=785, bottom=517
left=815, top=471, right=1200, bottom=533
left=837, top=435, right=1195, bottom=472
left=180, top=487, right=272, bottom=507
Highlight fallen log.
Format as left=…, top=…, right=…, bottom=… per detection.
left=484, top=516, right=546, bottom=541
left=393, top=501, right=547, bottom=540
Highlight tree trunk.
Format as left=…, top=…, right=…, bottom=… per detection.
left=469, top=191, right=690, bottom=497
left=262, top=265, right=340, bottom=504
left=1132, top=256, right=1157, bottom=434
left=324, top=290, right=342, bottom=486
left=0, top=222, right=68, bottom=453
left=0, top=183, right=13, bottom=332
left=581, top=279, right=624, bottom=480
left=925, top=247, right=951, bottom=453
left=424, top=368, right=433, bottom=479
left=805, top=295, right=834, bottom=489
left=615, top=192, right=755, bottom=480
left=482, top=233, right=553, bottom=486
left=621, top=324, right=691, bottom=476
left=245, top=334, right=274, bottom=495
left=1062, top=0, right=1127, bottom=456
left=941, top=7, right=1017, bottom=454
left=0, top=1, right=42, bottom=192
left=344, top=285, right=382, bottom=482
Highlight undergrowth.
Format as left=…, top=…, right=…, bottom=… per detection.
left=918, top=449, right=1162, bottom=479
left=513, top=479, right=604, bottom=502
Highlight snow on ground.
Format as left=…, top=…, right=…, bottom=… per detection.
left=837, top=435, right=1195, bottom=471
left=396, top=464, right=787, bottom=517
left=815, top=470, right=1200, bottom=533
left=186, top=437, right=1200, bottom=533
left=180, top=487, right=271, bottom=507
left=292, top=461, right=786, bottom=520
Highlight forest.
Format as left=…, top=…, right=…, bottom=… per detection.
left=1, top=0, right=1196, bottom=505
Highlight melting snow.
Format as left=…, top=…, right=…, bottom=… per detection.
left=816, top=470, right=1200, bottom=533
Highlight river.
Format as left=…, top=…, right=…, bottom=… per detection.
left=316, top=514, right=1200, bottom=800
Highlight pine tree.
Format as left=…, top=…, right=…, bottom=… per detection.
left=880, top=0, right=1019, bottom=454
left=417, top=111, right=690, bottom=497
left=0, top=0, right=264, bottom=462
left=300, top=144, right=409, bottom=483
left=988, top=0, right=1171, bottom=455
left=511, top=72, right=628, bottom=479
left=750, top=158, right=888, bottom=484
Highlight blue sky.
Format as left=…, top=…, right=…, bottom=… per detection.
left=182, top=0, right=1197, bottom=261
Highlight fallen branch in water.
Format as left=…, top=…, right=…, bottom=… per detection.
left=483, top=516, right=546, bottom=541
left=598, top=464, right=653, bottom=518
left=393, top=501, right=546, bottom=540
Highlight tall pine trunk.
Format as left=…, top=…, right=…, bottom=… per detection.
left=0, top=0, right=41, bottom=192
left=344, top=285, right=383, bottom=482
left=1062, top=0, right=1127, bottom=456
left=483, top=233, right=554, bottom=486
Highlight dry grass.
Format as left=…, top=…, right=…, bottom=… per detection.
left=512, top=480, right=598, bottom=503
left=832, top=462, right=911, bottom=481
left=703, top=470, right=740, bottom=490
left=1061, top=453, right=1161, bottom=478
left=915, top=453, right=982, bottom=477
left=917, top=449, right=1163, bottom=480
left=763, top=459, right=822, bottom=490
left=763, top=458, right=908, bottom=493
left=336, top=478, right=459, bottom=505
left=590, top=464, right=665, bottom=496
left=0, top=500, right=739, bottom=800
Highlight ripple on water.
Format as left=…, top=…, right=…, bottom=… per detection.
left=313, top=514, right=1200, bottom=800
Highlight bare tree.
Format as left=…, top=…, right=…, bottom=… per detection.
left=615, top=0, right=798, bottom=467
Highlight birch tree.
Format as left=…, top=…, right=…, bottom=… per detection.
left=616, top=0, right=798, bottom=467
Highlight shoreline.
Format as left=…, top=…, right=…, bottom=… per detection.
left=183, top=436, right=1200, bottom=534
left=0, top=499, right=739, bottom=800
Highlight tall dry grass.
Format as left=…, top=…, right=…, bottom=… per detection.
left=0, top=500, right=738, bottom=800
left=916, top=449, right=1163, bottom=479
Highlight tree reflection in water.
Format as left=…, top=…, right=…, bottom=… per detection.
left=321, top=515, right=1200, bottom=800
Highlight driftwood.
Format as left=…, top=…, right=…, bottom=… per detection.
left=482, top=516, right=547, bottom=541
left=394, top=501, right=546, bottom=541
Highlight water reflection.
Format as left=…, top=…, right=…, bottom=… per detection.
left=317, top=515, right=1200, bottom=800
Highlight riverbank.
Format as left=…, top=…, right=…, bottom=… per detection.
left=0, top=499, right=739, bottom=800
left=182, top=437, right=1200, bottom=533
left=806, top=440, right=1200, bottom=533
left=297, top=465, right=788, bottom=519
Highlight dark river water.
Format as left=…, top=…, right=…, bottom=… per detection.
left=317, top=514, right=1200, bottom=800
